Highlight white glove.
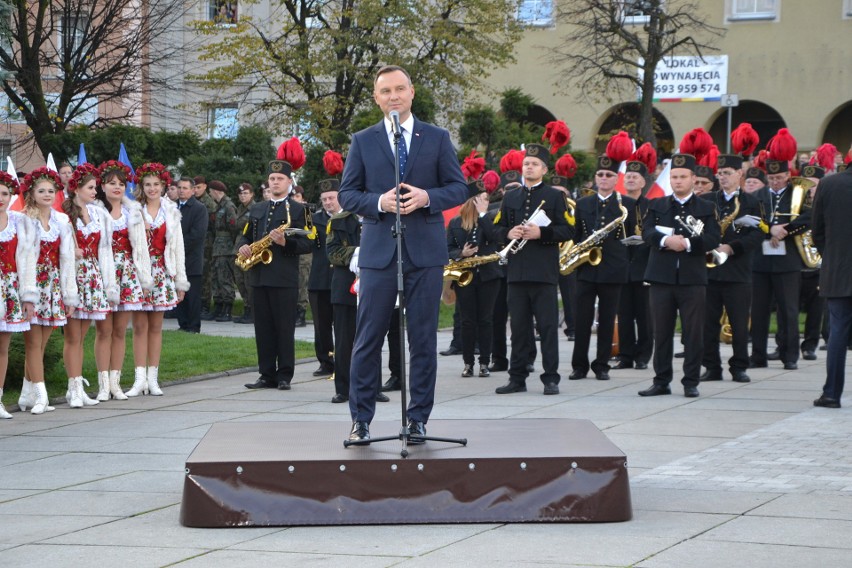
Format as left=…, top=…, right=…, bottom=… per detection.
left=349, top=246, right=360, bottom=275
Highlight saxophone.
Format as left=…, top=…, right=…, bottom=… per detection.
left=559, top=195, right=628, bottom=275
left=235, top=201, right=291, bottom=271
left=789, top=177, right=821, bottom=269
left=558, top=195, right=576, bottom=260
left=443, top=253, right=503, bottom=286
left=707, top=196, right=740, bottom=268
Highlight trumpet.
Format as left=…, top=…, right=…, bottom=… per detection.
left=497, top=200, right=546, bottom=263
left=675, top=214, right=704, bottom=237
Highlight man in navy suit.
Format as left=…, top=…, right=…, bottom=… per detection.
left=338, top=65, right=469, bottom=443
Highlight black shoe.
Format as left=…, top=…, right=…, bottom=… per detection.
left=331, top=393, right=348, bottom=403
left=526, top=363, right=535, bottom=373
left=233, top=307, right=253, bottom=324
left=543, top=382, right=559, bottom=395
left=488, top=361, right=508, bottom=372
left=178, top=327, right=200, bottom=334
left=566, top=333, right=575, bottom=341
left=814, top=395, right=841, bottom=409
left=568, top=370, right=587, bottom=380
left=731, top=371, right=751, bottom=383
left=381, top=375, right=401, bottom=392
left=638, top=384, right=671, bottom=397
left=783, top=362, right=798, bottom=370
left=595, top=371, right=610, bottom=381
left=802, top=350, right=817, bottom=361
left=277, top=380, right=291, bottom=390
left=495, top=381, right=526, bottom=394
left=479, top=365, right=490, bottom=377
left=312, top=366, right=334, bottom=377
left=295, top=307, right=306, bottom=328
left=215, top=303, right=232, bottom=322
left=699, top=370, right=723, bottom=382
left=767, top=350, right=781, bottom=361
left=376, top=392, right=390, bottom=403
left=462, top=364, right=474, bottom=377
left=440, top=346, right=463, bottom=356
left=674, top=351, right=685, bottom=358
left=820, top=345, right=828, bottom=351
left=635, top=361, right=648, bottom=370
left=349, top=421, right=370, bottom=442
left=748, top=358, right=768, bottom=369
left=200, top=303, right=219, bottom=321
left=683, top=386, right=700, bottom=398
left=612, top=360, right=633, bottom=370
left=407, top=419, right=427, bottom=444
left=244, top=378, right=276, bottom=389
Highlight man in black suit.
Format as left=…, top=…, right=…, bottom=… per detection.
left=639, top=154, right=720, bottom=398
left=175, top=177, right=208, bottom=333
left=568, top=155, right=636, bottom=382
left=812, top=165, right=852, bottom=408
left=338, top=65, right=470, bottom=443
left=239, top=158, right=313, bottom=390
left=308, top=180, right=340, bottom=378
left=700, top=154, right=764, bottom=383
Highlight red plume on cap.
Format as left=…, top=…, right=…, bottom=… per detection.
left=846, top=149, right=852, bottom=165
left=813, top=143, right=838, bottom=171
left=461, top=150, right=486, bottom=180
left=766, top=128, right=797, bottom=162
left=678, top=128, right=713, bottom=161
left=753, top=149, right=768, bottom=171
left=630, top=143, right=657, bottom=174
left=322, top=150, right=344, bottom=177
left=605, top=131, right=633, bottom=162
left=542, top=120, right=570, bottom=154
left=499, top=149, right=524, bottom=173
left=482, top=170, right=500, bottom=193
left=731, top=123, right=759, bottom=158
left=555, top=153, right=578, bottom=178
left=277, top=137, right=306, bottom=171
left=699, top=145, right=720, bottom=174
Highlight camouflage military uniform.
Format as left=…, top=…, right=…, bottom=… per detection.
left=231, top=200, right=254, bottom=323
left=209, top=193, right=237, bottom=320
left=198, top=190, right=217, bottom=314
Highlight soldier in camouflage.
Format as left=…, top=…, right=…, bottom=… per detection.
left=194, top=175, right=218, bottom=319
left=207, top=180, right=238, bottom=321
left=232, top=183, right=256, bottom=324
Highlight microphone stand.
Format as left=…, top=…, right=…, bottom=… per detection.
left=344, top=118, right=467, bottom=458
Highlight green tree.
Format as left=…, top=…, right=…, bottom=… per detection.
left=192, top=0, right=522, bottom=146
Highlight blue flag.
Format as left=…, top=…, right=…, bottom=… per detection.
left=78, top=143, right=87, bottom=165
left=118, top=142, right=135, bottom=198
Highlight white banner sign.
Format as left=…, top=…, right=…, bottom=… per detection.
left=639, top=55, right=728, bottom=102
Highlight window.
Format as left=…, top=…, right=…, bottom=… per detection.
left=0, top=139, right=10, bottom=171
left=57, top=13, right=89, bottom=55
left=208, top=105, right=238, bottom=139
left=621, top=1, right=663, bottom=25
left=517, top=0, right=553, bottom=27
left=207, top=1, right=238, bottom=25
left=845, top=0, right=852, bottom=18
left=728, top=0, right=778, bottom=21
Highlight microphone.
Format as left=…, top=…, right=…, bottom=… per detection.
left=390, top=110, right=402, bottom=138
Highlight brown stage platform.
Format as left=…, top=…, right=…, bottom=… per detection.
left=180, top=419, right=632, bottom=527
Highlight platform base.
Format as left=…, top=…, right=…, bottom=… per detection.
left=180, top=419, right=632, bottom=527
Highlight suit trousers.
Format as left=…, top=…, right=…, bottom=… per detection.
left=800, top=271, right=824, bottom=353
left=252, top=286, right=298, bottom=384
left=572, top=280, right=622, bottom=374
left=507, top=282, right=560, bottom=385
left=559, top=273, right=577, bottom=335
left=176, top=274, right=203, bottom=333
left=332, top=303, right=356, bottom=397
left=650, top=284, right=705, bottom=387
left=456, top=277, right=500, bottom=367
left=823, top=297, right=852, bottom=400
left=309, top=290, right=335, bottom=370
left=618, top=281, right=653, bottom=365
left=491, top=277, right=509, bottom=366
left=751, top=271, right=800, bottom=365
left=704, top=281, right=751, bottom=373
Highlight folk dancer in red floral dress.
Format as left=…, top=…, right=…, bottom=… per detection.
left=18, top=168, right=79, bottom=415
left=0, top=173, right=37, bottom=419
left=126, top=163, right=188, bottom=397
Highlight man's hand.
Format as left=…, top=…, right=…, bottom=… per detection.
left=380, top=184, right=428, bottom=214
left=665, top=235, right=689, bottom=251
left=269, top=227, right=286, bottom=246
left=770, top=223, right=788, bottom=240
left=717, top=244, right=734, bottom=256
left=507, top=225, right=525, bottom=240
left=238, top=244, right=252, bottom=258
left=521, top=223, right=541, bottom=240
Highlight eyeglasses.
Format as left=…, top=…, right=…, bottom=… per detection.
left=694, top=180, right=713, bottom=185
left=595, top=172, right=616, bottom=178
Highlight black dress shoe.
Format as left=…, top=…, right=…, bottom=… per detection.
left=731, top=370, right=751, bottom=383
left=526, top=363, right=535, bottom=373
left=612, top=360, right=633, bottom=370
left=820, top=344, right=828, bottom=351
left=440, top=346, right=463, bottom=356
left=638, top=384, right=671, bottom=397
left=566, top=333, right=575, bottom=341
left=683, top=386, right=700, bottom=398
left=381, top=375, right=401, bottom=392
left=479, top=365, right=490, bottom=377
left=495, top=381, right=526, bottom=394
left=407, top=419, right=426, bottom=444
left=244, top=378, right=276, bottom=389
left=543, top=382, right=559, bottom=395
left=461, top=364, right=474, bottom=377
left=802, top=350, right=817, bottom=361
left=568, top=370, right=587, bottom=380
left=783, top=362, right=798, bottom=370
left=349, top=421, right=370, bottom=442
left=699, top=370, right=723, bottom=382
left=488, top=361, right=508, bottom=372
left=674, top=351, right=685, bottom=358
left=767, top=350, right=781, bottom=361
left=277, top=380, right=291, bottom=390
left=312, top=366, right=334, bottom=377
left=635, top=361, right=648, bottom=370
left=375, top=392, right=390, bottom=403
left=595, top=371, right=610, bottom=381
left=748, top=359, right=768, bottom=369
left=814, top=395, right=841, bottom=408
left=331, top=393, right=348, bottom=403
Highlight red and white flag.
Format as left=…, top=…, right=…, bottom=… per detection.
left=645, top=159, right=672, bottom=199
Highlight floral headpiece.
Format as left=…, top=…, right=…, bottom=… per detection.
left=0, top=171, right=20, bottom=194
left=98, top=160, right=134, bottom=183
left=20, top=167, right=64, bottom=195
left=135, top=162, right=172, bottom=187
left=67, top=163, right=101, bottom=195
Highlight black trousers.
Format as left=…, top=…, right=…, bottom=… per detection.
left=176, top=274, right=203, bottom=333
left=456, top=277, right=500, bottom=366
left=617, top=281, right=653, bottom=366
left=333, top=303, right=356, bottom=397
left=559, top=272, right=577, bottom=335
left=572, top=280, right=622, bottom=374
left=704, top=281, right=751, bottom=373
left=252, top=286, right=298, bottom=384
left=491, top=277, right=509, bottom=366
left=799, top=271, right=824, bottom=353
left=650, top=284, right=705, bottom=387
left=751, top=271, right=800, bottom=365
left=508, top=282, right=560, bottom=385
left=309, top=290, right=335, bottom=370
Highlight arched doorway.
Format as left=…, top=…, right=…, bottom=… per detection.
left=822, top=101, right=852, bottom=158
left=594, top=103, right=675, bottom=155
left=707, top=101, right=785, bottom=153
left=526, top=104, right=557, bottom=128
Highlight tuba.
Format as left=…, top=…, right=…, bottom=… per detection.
left=788, top=177, right=821, bottom=269
left=719, top=308, right=732, bottom=344
left=707, top=196, right=740, bottom=268
left=235, top=201, right=291, bottom=271
left=559, top=195, right=628, bottom=275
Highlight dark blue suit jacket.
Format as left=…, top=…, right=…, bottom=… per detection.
left=338, top=118, right=468, bottom=269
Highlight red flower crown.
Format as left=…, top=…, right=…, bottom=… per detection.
left=135, top=162, right=172, bottom=187
left=98, top=160, right=135, bottom=183
left=0, top=171, right=20, bottom=194
left=20, top=167, right=64, bottom=195
left=67, top=163, right=101, bottom=195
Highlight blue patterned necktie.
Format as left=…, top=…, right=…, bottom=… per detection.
left=397, top=129, right=408, bottom=178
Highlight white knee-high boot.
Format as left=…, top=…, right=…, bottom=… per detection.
left=109, top=370, right=128, bottom=400
left=147, top=366, right=162, bottom=396
left=125, top=367, right=148, bottom=397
